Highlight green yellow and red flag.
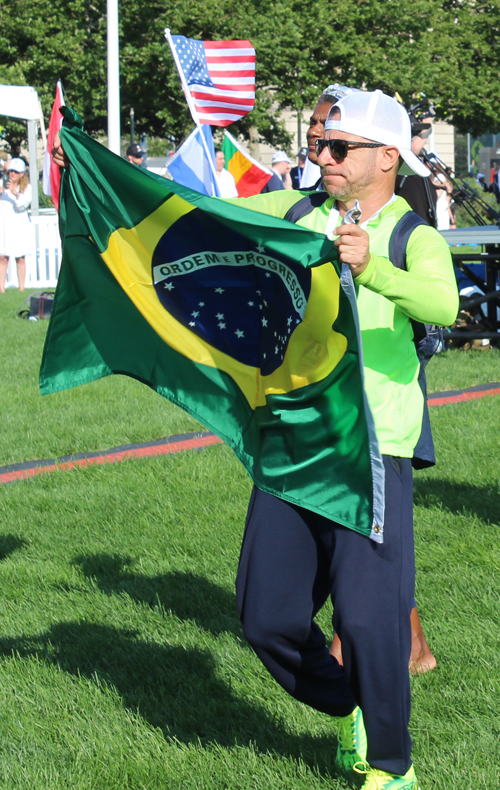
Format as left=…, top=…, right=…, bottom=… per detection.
left=40, top=107, right=384, bottom=539
left=221, top=130, right=272, bottom=196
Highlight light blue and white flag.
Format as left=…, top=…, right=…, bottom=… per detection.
left=167, top=125, right=220, bottom=196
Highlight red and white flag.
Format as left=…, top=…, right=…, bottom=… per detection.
left=166, top=32, right=255, bottom=127
left=42, top=80, right=65, bottom=211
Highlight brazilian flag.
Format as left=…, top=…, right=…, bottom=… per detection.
left=40, top=108, right=384, bottom=539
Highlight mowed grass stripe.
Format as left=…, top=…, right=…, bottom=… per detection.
left=0, top=289, right=499, bottom=789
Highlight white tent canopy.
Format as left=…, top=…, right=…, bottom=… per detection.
left=0, top=84, right=40, bottom=215
left=0, top=85, right=40, bottom=121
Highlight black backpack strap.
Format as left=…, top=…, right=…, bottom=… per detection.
left=389, top=210, right=438, bottom=469
left=389, top=210, right=429, bottom=346
left=388, top=210, right=427, bottom=271
left=283, top=191, right=329, bottom=224
left=412, top=363, right=435, bottom=469
left=388, top=211, right=443, bottom=353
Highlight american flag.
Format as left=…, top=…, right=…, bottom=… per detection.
left=168, top=34, right=255, bottom=127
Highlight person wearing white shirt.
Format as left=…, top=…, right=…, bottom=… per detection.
left=214, top=149, right=238, bottom=198
left=433, top=173, right=455, bottom=231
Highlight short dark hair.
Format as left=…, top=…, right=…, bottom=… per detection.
left=214, top=147, right=222, bottom=154
left=317, top=94, right=338, bottom=106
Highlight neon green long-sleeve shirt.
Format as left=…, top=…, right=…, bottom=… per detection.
left=225, top=191, right=459, bottom=457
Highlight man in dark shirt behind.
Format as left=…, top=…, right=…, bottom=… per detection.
left=395, top=116, right=438, bottom=227
left=290, top=147, right=308, bottom=189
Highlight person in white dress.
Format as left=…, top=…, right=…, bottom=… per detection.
left=214, top=149, right=239, bottom=198
left=433, top=173, right=455, bottom=231
left=0, top=158, right=32, bottom=293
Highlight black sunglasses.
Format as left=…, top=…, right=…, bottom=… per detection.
left=315, top=139, right=384, bottom=161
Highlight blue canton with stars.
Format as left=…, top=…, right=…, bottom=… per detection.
left=172, top=35, right=216, bottom=89
left=152, top=209, right=312, bottom=376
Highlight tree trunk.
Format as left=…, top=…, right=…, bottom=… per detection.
left=248, top=126, right=260, bottom=160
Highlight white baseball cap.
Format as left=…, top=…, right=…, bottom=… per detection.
left=8, top=158, right=26, bottom=173
left=272, top=150, right=292, bottom=165
left=324, top=90, right=430, bottom=178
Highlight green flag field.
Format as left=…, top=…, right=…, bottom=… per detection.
left=0, top=289, right=499, bottom=789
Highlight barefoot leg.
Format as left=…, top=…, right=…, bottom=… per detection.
left=330, top=606, right=437, bottom=675
left=409, top=606, right=437, bottom=675
left=329, top=632, right=343, bottom=665
left=0, top=256, right=8, bottom=292
left=16, top=256, right=25, bottom=292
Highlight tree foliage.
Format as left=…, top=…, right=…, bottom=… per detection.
left=1, top=0, right=499, bottom=153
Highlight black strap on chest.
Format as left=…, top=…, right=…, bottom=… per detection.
left=283, top=191, right=329, bottom=224
left=284, top=194, right=426, bottom=270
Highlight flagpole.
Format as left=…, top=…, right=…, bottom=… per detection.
left=107, top=0, right=121, bottom=155
left=164, top=27, right=219, bottom=193
left=38, top=98, right=47, bottom=149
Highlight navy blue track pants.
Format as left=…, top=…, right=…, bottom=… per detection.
left=236, top=455, right=415, bottom=776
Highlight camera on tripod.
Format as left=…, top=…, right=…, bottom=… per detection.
left=407, top=95, right=436, bottom=139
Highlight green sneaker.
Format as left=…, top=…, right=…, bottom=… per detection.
left=353, top=762, right=420, bottom=789
left=335, top=705, right=367, bottom=774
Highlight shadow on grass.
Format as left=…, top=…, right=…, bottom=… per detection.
left=0, top=533, right=29, bottom=560
left=71, top=553, right=241, bottom=639
left=414, top=477, right=500, bottom=524
left=0, top=620, right=342, bottom=779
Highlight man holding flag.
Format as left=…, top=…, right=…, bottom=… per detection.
left=225, top=90, right=458, bottom=790
left=51, top=88, right=457, bottom=789
left=51, top=22, right=459, bottom=783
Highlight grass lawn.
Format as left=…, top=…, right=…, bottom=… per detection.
left=0, top=289, right=499, bottom=789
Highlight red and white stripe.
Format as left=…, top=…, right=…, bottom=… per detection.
left=42, top=80, right=65, bottom=211
left=193, top=41, right=255, bottom=126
